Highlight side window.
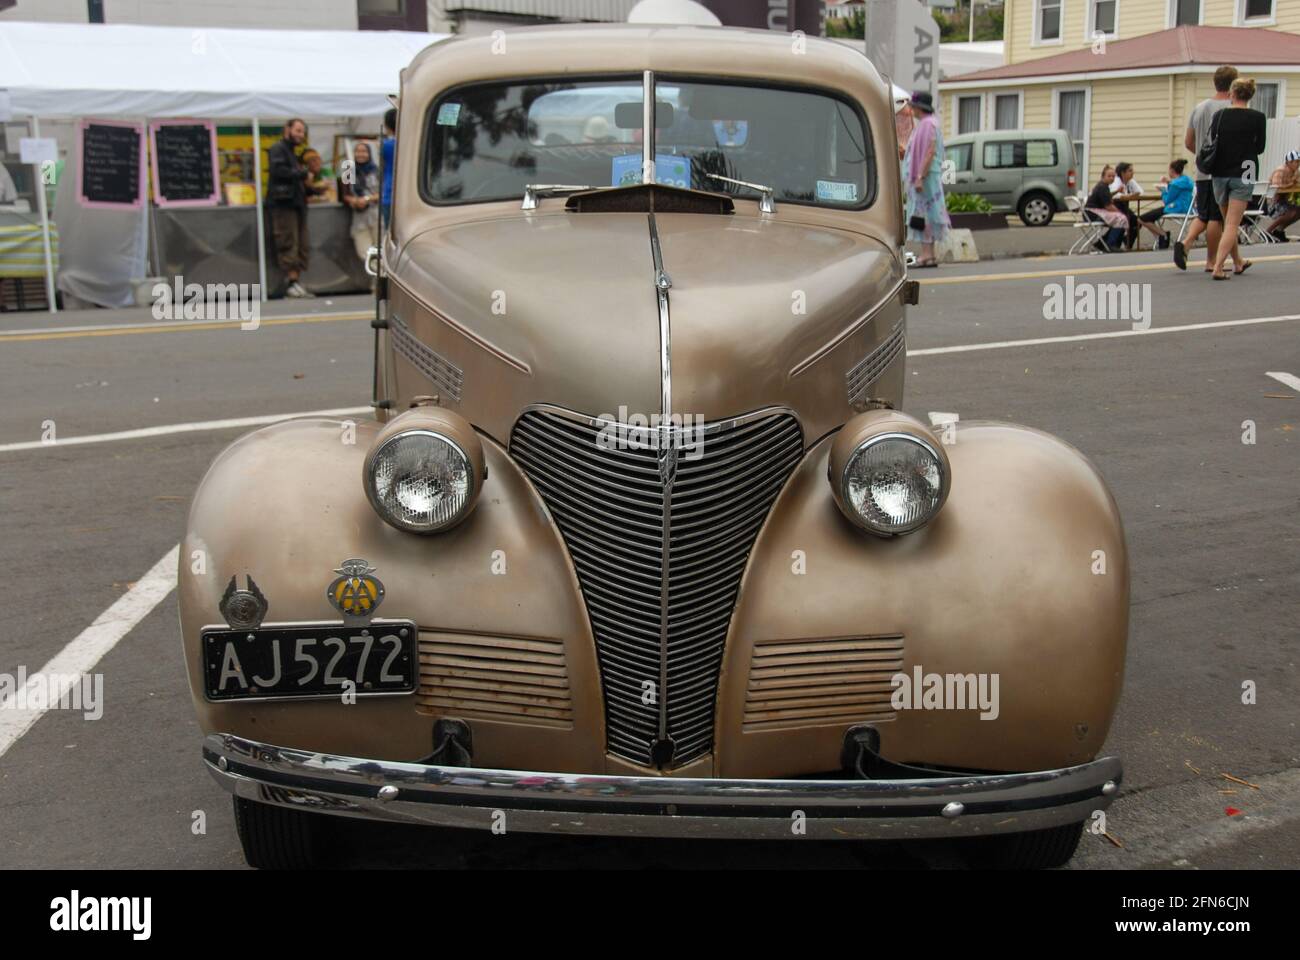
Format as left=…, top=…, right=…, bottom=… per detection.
left=945, top=143, right=972, bottom=173
left=1024, top=140, right=1058, bottom=167
left=982, top=140, right=1023, bottom=169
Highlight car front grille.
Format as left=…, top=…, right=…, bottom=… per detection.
left=509, top=408, right=804, bottom=767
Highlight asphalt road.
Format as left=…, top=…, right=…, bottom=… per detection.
left=1, top=244, right=1297, bottom=869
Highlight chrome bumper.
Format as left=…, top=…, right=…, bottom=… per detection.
left=204, top=734, right=1121, bottom=840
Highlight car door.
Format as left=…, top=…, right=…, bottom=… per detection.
left=977, top=138, right=1023, bottom=209
left=943, top=141, right=974, bottom=197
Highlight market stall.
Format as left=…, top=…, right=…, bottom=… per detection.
left=0, top=21, right=443, bottom=311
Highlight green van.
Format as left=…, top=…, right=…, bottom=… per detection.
left=943, top=129, right=1078, bottom=226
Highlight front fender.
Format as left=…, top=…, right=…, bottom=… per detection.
left=716, top=422, right=1128, bottom=778
left=179, top=416, right=606, bottom=772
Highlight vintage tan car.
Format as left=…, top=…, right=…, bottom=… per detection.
left=181, top=24, right=1128, bottom=869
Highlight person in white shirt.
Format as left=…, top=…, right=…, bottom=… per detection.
left=0, top=162, right=18, bottom=204
left=1108, top=162, right=1145, bottom=249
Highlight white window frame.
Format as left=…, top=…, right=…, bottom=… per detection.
left=1253, top=79, right=1285, bottom=120
left=1052, top=86, right=1092, bottom=188
left=1085, top=0, right=1119, bottom=41
left=1236, top=0, right=1276, bottom=27
left=992, top=91, right=1025, bottom=131
left=955, top=93, right=987, bottom=137
left=1167, top=0, right=1202, bottom=28
left=1033, top=0, right=1066, bottom=47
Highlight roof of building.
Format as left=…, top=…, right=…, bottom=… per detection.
left=953, top=25, right=1300, bottom=83
left=444, top=0, right=642, bottom=19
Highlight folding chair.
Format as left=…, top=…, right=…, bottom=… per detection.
left=1161, top=209, right=1196, bottom=245
left=1241, top=184, right=1279, bottom=244
left=1066, top=195, right=1106, bottom=255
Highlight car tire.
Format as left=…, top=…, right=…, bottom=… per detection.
left=1018, top=192, right=1056, bottom=227
left=233, top=796, right=323, bottom=869
left=964, top=821, right=1084, bottom=869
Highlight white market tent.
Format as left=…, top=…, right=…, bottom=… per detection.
left=0, top=21, right=447, bottom=309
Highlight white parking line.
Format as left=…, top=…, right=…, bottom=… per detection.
left=4, top=316, right=1297, bottom=455
left=908, top=314, right=1300, bottom=356
left=1265, top=371, right=1300, bottom=393
left=0, top=545, right=179, bottom=760
left=0, top=406, right=371, bottom=454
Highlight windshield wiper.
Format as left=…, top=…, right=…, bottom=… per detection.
left=704, top=173, right=775, bottom=214
left=521, top=183, right=599, bottom=210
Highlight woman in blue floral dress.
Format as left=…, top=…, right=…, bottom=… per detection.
left=903, top=92, right=951, bottom=268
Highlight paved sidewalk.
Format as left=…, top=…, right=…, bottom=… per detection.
left=907, top=215, right=1295, bottom=261
left=0, top=292, right=374, bottom=332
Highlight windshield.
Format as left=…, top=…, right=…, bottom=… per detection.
left=423, top=74, right=874, bottom=209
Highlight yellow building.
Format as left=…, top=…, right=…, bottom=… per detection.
left=940, top=0, right=1300, bottom=189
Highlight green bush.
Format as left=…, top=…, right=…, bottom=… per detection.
left=946, top=193, right=994, bottom=213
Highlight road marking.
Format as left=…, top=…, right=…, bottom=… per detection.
left=917, top=253, right=1300, bottom=285
left=3, top=321, right=1294, bottom=453
left=0, top=406, right=371, bottom=454
left=0, top=310, right=370, bottom=342
left=1265, top=371, right=1300, bottom=393
left=0, top=545, right=179, bottom=760
left=908, top=314, right=1300, bottom=357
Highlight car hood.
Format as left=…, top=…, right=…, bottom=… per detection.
left=391, top=210, right=903, bottom=439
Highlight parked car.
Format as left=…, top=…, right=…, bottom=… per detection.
left=181, top=24, right=1128, bottom=869
left=944, top=129, right=1078, bottom=226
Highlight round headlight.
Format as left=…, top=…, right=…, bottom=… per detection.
left=367, top=429, right=477, bottom=533
left=842, top=434, right=945, bottom=534
left=830, top=412, right=950, bottom=536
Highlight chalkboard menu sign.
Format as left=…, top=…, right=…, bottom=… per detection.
left=151, top=120, right=220, bottom=207
left=77, top=119, right=145, bottom=209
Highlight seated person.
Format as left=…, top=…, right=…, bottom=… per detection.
left=1108, top=161, right=1144, bottom=249
left=1265, top=150, right=1300, bottom=241
left=1086, top=165, right=1130, bottom=252
left=1139, top=159, right=1194, bottom=250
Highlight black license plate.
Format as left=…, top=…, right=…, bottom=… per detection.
left=202, top=621, right=416, bottom=701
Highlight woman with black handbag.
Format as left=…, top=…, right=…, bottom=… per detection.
left=903, top=92, right=951, bottom=269
left=1204, top=78, right=1267, bottom=280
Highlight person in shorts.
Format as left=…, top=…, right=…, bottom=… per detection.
left=1207, top=78, right=1267, bottom=280
left=1174, top=65, right=1236, bottom=272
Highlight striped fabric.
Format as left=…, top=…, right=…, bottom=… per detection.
left=0, top=224, right=59, bottom=279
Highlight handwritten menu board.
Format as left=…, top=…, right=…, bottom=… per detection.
left=77, top=120, right=145, bottom=209
left=151, top=121, right=220, bottom=207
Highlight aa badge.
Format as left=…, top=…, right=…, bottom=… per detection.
left=327, top=558, right=385, bottom=618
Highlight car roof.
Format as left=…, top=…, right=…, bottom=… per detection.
left=403, top=22, right=890, bottom=112
left=946, top=129, right=1068, bottom=144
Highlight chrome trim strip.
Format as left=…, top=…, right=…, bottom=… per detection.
left=788, top=273, right=908, bottom=379
left=642, top=69, right=655, bottom=187
left=204, top=734, right=1122, bottom=840
left=518, top=403, right=798, bottom=437
left=648, top=211, right=672, bottom=755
